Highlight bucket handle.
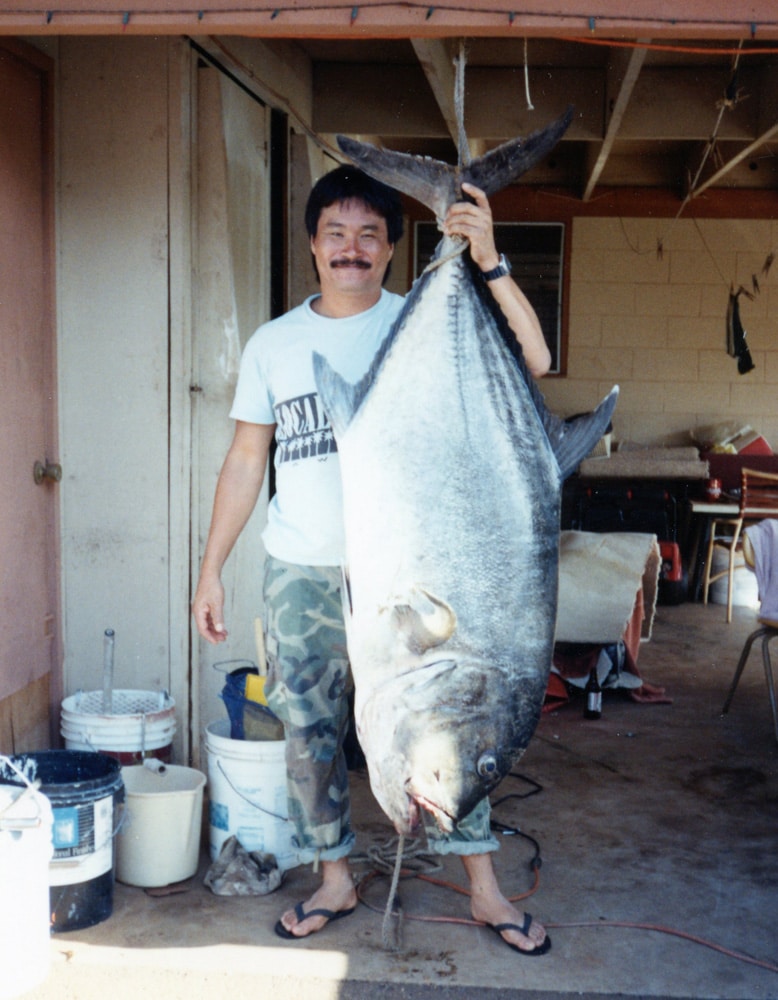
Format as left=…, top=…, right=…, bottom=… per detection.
left=215, top=757, right=289, bottom=824
left=77, top=732, right=99, bottom=753
left=0, top=754, right=45, bottom=830
left=113, top=800, right=129, bottom=839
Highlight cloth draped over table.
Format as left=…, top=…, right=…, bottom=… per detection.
left=546, top=530, right=670, bottom=710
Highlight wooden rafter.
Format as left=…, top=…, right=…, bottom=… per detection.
left=582, top=42, right=649, bottom=201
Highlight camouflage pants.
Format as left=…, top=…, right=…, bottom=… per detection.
left=262, top=556, right=497, bottom=865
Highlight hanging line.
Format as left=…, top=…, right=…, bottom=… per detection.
left=523, top=37, right=535, bottom=110
left=454, top=40, right=470, bottom=167
left=675, top=38, right=745, bottom=220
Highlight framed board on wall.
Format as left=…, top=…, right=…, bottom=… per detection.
left=413, top=220, right=566, bottom=374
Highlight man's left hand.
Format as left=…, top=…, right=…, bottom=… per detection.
left=441, top=182, right=500, bottom=273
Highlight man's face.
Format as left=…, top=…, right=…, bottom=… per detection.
left=310, top=198, right=394, bottom=301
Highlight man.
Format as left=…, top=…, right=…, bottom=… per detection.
left=192, top=165, right=552, bottom=955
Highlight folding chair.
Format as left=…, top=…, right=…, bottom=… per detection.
left=702, top=467, right=778, bottom=622
left=721, top=528, right=778, bottom=744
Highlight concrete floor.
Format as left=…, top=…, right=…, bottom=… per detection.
left=17, top=602, right=778, bottom=1000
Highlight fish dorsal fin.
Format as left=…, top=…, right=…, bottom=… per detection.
left=464, top=253, right=619, bottom=482
left=384, top=586, right=457, bottom=655
left=337, top=106, right=573, bottom=218
left=312, top=350, right=360, bottom=438
left=313, top=308, right=398, bottom=437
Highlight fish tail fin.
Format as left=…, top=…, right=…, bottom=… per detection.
left=335, top=137, right=457, bottom=221
left=312, top=351, right=360, bottom=438
left=545, top=387, right=620, bottom=481
left=461, top=106, right=574, bottom=197
left=337, top=106, right=573, bottom=217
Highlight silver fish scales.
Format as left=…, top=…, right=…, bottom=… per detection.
left=314, top=111, right=617, bottom=835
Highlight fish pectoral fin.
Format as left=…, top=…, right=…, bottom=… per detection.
left=390, top=587, right=457, bottom=653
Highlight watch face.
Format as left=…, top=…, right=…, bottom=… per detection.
left=483, top=255, right=510, bottom=280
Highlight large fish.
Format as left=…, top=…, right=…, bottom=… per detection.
left=314, top=111, right=618, bottom=836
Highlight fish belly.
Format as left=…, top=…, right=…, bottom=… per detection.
left=337, top=257, right=560, bottom=707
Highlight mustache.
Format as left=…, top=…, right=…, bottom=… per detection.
left=330, top=258, right=371, bottom=270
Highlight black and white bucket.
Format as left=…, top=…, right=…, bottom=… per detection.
left=0, top=750, right=125, bottom=932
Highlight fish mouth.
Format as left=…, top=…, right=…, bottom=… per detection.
left=405, top=784, right=456, bottom=835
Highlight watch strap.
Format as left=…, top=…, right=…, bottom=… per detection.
left=481, top=253, right=511, bottom=282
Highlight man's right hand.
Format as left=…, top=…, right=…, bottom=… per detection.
left=192, top=421, right=275, bottom=645
left=192, top=575, right=228, bottom=644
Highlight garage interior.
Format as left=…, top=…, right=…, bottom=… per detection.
left=1, top=7, right=778, bottom=1000
left=28, top=602, right=778, bottom=1000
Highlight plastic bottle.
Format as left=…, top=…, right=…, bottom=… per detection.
left=584, top=667, right=602, bottom=719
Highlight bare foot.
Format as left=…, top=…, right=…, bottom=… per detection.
left=277, top=858, right=358, bottom=939
left=461, top=852, right=549, bottom=953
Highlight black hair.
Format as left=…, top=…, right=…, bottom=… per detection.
left=304, top=165, right=404, bottom=283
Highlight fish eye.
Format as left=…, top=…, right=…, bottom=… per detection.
left=476, top=752, right=498, bottom=780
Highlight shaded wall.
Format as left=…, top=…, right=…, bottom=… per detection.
left=543, top=214, right=778, bottom=449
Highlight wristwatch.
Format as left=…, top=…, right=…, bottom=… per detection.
left=481, top=253, right=512, bottom=282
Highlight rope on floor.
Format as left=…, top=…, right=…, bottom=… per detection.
left=350, top=834, right=444, bottom=952
left=349, top=773, right=778, bottom=974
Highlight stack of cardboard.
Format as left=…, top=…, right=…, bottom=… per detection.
left=706, top=424, right=773, bottom=456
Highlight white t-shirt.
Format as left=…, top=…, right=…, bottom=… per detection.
left=230, top=289, right=404, bottom=566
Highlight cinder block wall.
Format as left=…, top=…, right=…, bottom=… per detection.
left=542, top=216, right=778, bottom=450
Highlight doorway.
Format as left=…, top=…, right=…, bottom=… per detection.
left=0, top=40, right=59, bottom=750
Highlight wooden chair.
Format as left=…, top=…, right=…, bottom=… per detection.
left=702, top=467, right=778, bottom=622
left=721, top=530, right=778, bottom=744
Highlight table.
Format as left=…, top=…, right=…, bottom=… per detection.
left=689, top=500, right=738, bottom=517
left=688, top=498, right=740, bottom=599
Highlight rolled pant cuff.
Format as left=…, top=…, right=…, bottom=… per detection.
left=426, top=835, right=499, bottom=857
left=294, top=832, right=356, bottom=866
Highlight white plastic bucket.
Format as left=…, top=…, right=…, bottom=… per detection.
left=61, top=689, right=176, bottom=764
left=0, top=767, right=54, bottom=1000
left=116, top=763, right=206, bottom=887
left=710, top=548, right=759, bottom=607
left=205, top=718, right=298, bottom=871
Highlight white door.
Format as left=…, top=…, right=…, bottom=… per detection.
left=191, top=63, right=271, bottom=760
left=0, top=41, right=59, bottom=748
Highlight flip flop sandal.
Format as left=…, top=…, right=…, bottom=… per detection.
left=274, top=901, right=357, bottom=940
left=486, top=911, right=552, bottom=956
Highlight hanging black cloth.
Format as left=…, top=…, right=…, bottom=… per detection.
left=726, top=288, right=755, bottom=374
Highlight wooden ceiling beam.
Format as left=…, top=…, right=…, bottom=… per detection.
left=687, top=120, right=778, bottom=198
left=582, top=42, right=649, bottom=201
left=410, top=40, right=460, bottom=146
left=411, top=39, right=491, bottom=162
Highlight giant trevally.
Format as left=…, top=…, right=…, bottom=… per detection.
left=313, top=110, right=618, bottom=836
